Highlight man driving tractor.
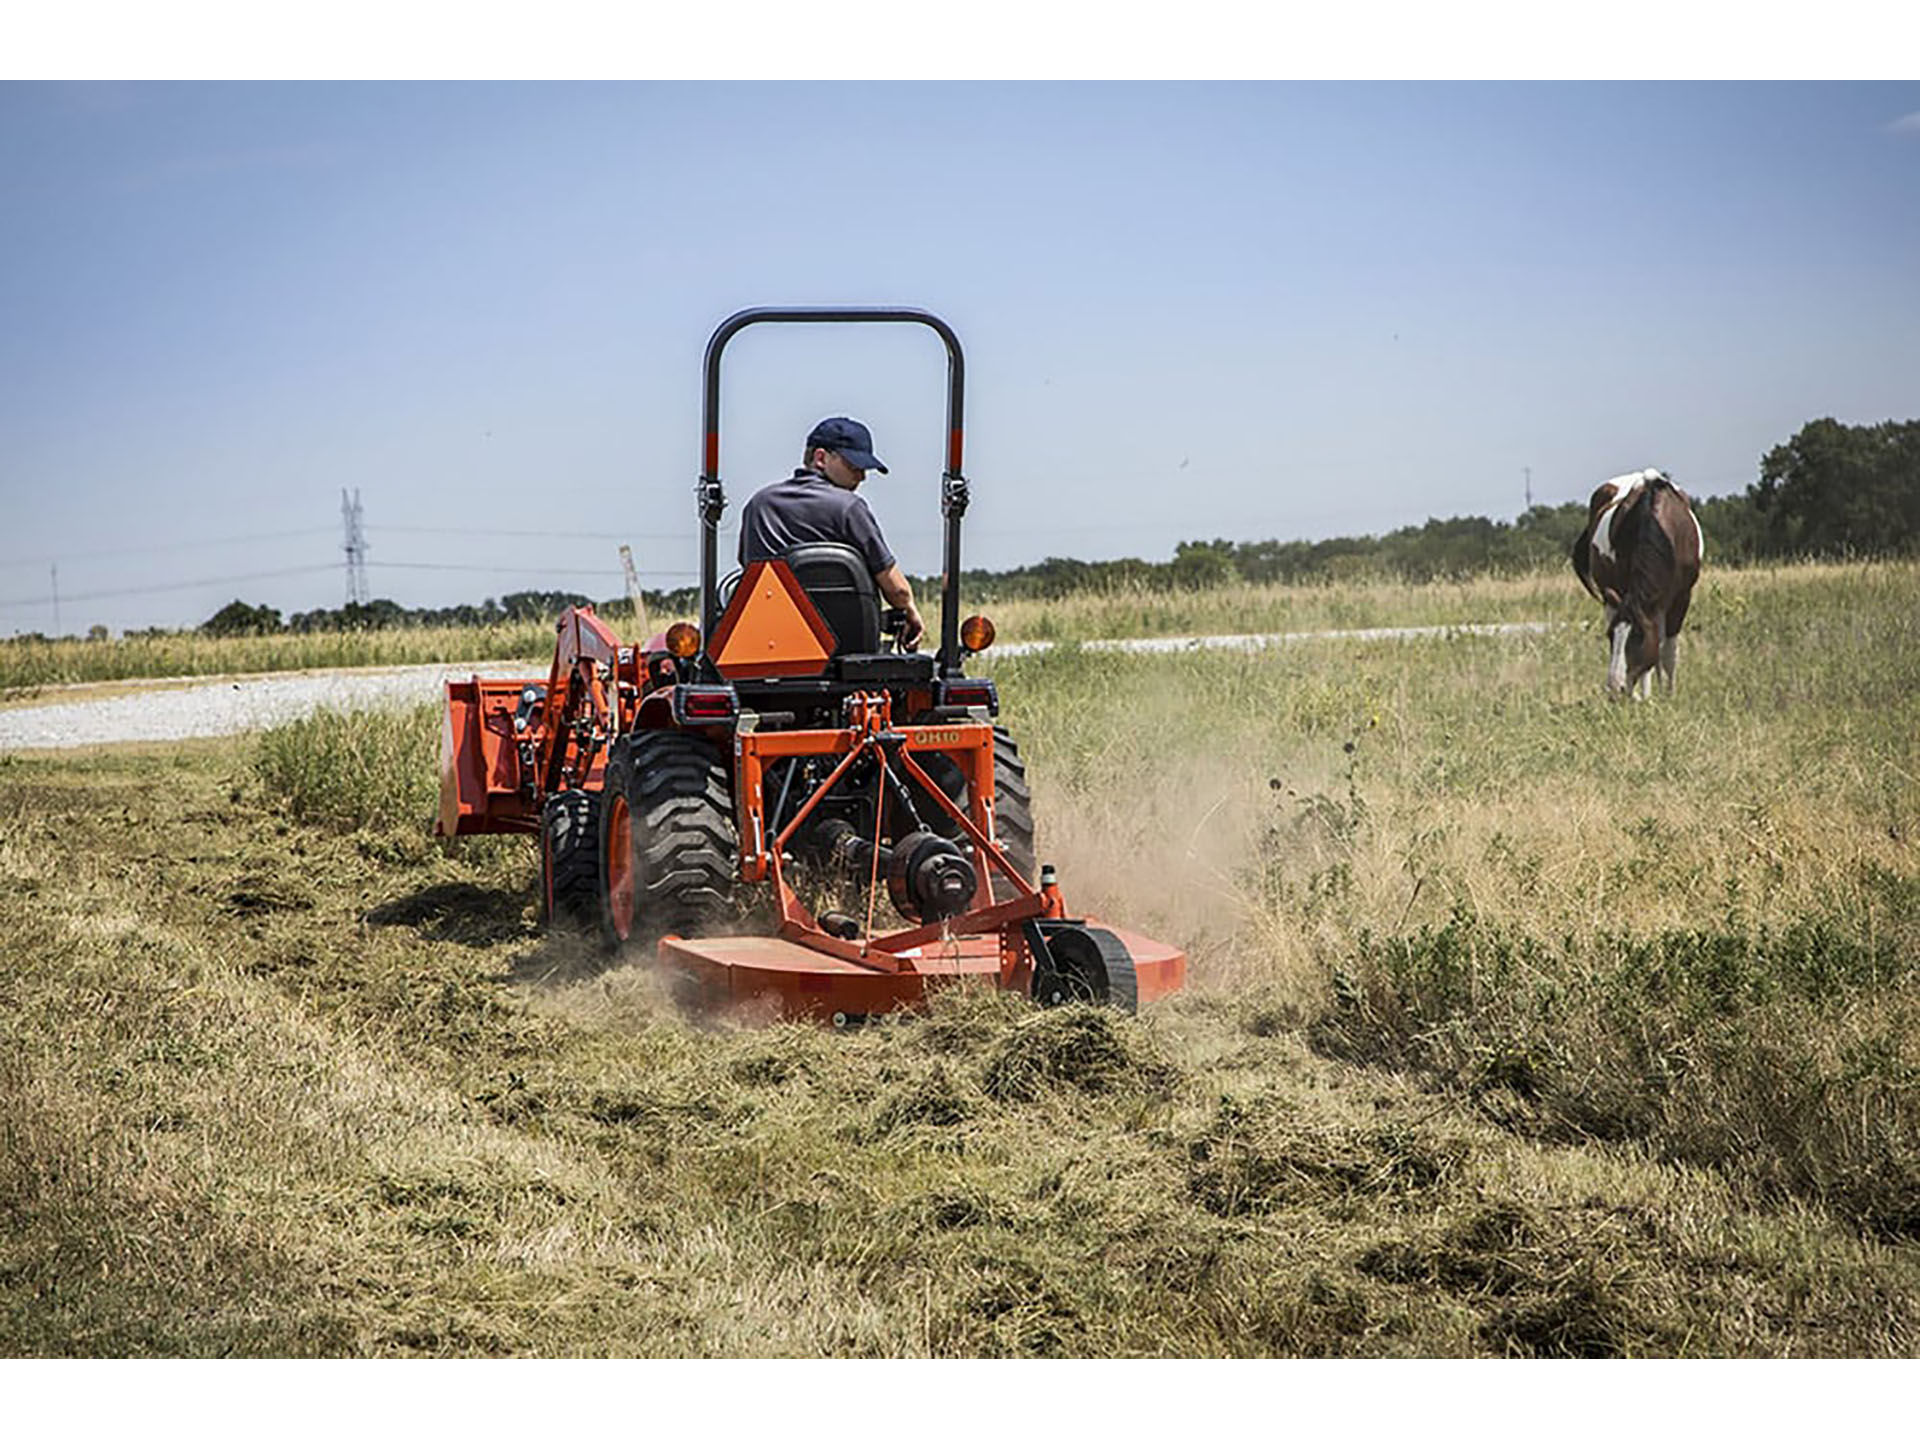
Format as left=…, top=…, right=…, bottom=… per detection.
left=738, top=415, right=926, bottom=649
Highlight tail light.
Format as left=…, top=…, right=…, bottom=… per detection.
left=939, top=677, right=998, bottom=714
left=675, top=685, right=738, bottom=724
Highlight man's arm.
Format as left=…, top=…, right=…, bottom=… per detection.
left=873, top=563, right=925, bottom=649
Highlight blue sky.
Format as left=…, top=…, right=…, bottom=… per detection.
left=4, top=77, right=1918, bottom=634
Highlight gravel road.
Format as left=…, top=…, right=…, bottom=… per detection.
left=1, top=622, right=1557, bottom=753
left=0, top=662, right=538, bottom=753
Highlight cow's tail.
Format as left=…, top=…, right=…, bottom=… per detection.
left=1623, top=480, right=1678, bottom=601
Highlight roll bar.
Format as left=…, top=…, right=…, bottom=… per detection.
left=698, top=307, right=969, bottom=677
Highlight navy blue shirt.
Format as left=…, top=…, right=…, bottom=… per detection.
left=738, top=469, right=896, bottom=574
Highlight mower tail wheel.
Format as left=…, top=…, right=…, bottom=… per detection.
left=600, top=731, right=737, bottom=952
left=1032, top=923, right=1138, bottom=1014
left=540, top=790, right=602, bottom=932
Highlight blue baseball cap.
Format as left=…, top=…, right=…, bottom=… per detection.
left=806, top=416, right=889, bottom=474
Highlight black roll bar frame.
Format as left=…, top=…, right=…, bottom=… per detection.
left=698, top=306, right=969, bottom=678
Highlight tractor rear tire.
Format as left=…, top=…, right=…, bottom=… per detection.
left=600, top=731, right=737, bottom=952
left=988, top=726, right=1037, bottom=900
left=914, top=725, right=1038, bottom=899
left=540, top=790, right=602, bottom=932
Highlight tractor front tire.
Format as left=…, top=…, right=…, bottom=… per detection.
left=540, top=789, right=602, bottom=932
left=600, top=731, right=738, bottom=953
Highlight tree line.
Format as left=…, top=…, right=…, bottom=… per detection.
left=191, top=414, right=1916, bottom=635
left=200, top=590, right=612, bottom=638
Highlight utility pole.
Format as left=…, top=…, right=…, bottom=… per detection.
left=50, top=563, right=60, bottom=638
left=341, top=488, right=370, bottom=605
left=1524, top=466, right=1533, bottom=511
left=619, top=544, right=648, bottom=634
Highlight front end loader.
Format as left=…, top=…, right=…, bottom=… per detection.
left=436, top=307, right=1185, bottom=1023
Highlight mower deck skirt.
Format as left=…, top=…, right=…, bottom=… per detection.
left=658, top=924, right=1185, bottom=1023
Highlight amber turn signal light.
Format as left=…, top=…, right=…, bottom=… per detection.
left=960, top=614, right=996, bottom=653
left=665, top=622, right=702, bottom=658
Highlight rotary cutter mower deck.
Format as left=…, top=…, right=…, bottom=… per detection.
left=436, top=307, right=1185, bottom=1023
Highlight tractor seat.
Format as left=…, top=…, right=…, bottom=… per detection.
left=718, top=542, right=881, bottom=656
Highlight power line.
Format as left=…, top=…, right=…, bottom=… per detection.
left=0, top=526, right=338, bottom=569
left=0, top=557, right=703, bottom=612
left=0, top=563, right=342, bottom=610
left=371, top=524, right=692, bottom=542
left=366, top=560, right=696, bottom=580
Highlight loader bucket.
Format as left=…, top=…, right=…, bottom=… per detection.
left=437, top=676, right=543, bottom=837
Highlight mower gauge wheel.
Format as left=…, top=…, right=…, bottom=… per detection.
left=1033, top=924, right=1139, bottom=1014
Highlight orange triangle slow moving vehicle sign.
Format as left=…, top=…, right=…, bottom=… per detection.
left=709, top=560, right=838, bottom=680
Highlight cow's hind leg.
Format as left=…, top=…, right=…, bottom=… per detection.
left=1660, top=586, right=1693, bottom=695
left=1651, top=613, right=1671, bottom=695
left=1628, top=614, right=1662, bottom=701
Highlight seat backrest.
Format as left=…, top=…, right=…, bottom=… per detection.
left=780, top=542, right=879, bottom=654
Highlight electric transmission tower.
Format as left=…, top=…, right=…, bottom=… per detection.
left=619, top=543, right=648, bottom=633
left=341, top=488, right=370, bottom=605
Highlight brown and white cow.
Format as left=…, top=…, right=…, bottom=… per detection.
left=1571, top=468, right=1704, bottom=699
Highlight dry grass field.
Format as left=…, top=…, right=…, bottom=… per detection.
left=1, top=566, right=1584, bottom=694
left=3, top=560, right=1917, bottom=1356
left=0, top=621, right=561, bottom=695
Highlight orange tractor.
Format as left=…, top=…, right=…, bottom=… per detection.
left=435, top=307, right=1186, bottom=1022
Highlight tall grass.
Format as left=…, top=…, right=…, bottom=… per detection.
left=254, top=702, right=442, bottom=830
left=974, top=565, right=1589, bottom=643
left=980, top=558, right=1920, bottom=1233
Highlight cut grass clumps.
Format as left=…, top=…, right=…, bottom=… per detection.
left=1359, top=1201, right=1650, bottom=1358
left=254, top=701, right=439, bottom=832
left=979, top=1005, right=1177, bottom=1102
left=1186, top=1093, right=1467, bottom=1217
left=871, top=1062, right=976, bottom=1137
